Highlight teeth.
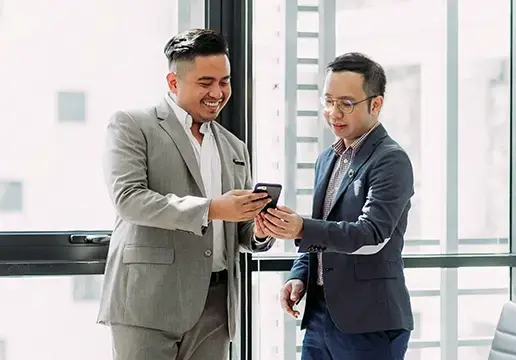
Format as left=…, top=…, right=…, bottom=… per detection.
left=203, top=101, right=219, bottom=107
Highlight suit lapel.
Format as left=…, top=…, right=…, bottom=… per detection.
left=312, top=150, right=337, bottom=219
left=156, top=99, right=206, bottom=197
left=328, top=124, right=388, bottom=215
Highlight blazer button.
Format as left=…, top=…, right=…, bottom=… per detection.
left=204, top=249, right=212, bottom=257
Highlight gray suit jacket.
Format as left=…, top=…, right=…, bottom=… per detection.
left=288, top=124, right=414, bottom=333
left=97, top=99, right=274, bottom=339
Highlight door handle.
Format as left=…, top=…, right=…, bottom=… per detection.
left=69, top=234, right=111, bottom=245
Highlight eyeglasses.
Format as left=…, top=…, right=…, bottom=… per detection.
left=320, top=96, right=377, bottom=114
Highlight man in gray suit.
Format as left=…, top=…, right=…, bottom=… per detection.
left=97, top=29, right=275, bottom=360
left=257, top=53, right=414, bottom=359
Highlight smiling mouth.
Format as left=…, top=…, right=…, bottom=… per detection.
left=202, top=100, right=222, bottom=110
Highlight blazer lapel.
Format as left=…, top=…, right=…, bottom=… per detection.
left=312, top=150, right=337, bottom=219
left=156, top=99, right=206, bottom=197
left=328, top=124, right=388, bottom=215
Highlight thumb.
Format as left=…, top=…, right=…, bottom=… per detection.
left=230, top=189, right=248, bottom=195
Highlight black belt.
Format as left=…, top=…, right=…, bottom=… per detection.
left=210, top=270, right=228, bottom=286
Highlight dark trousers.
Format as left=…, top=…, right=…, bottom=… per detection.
left=301, top=287, right=410, bottom=360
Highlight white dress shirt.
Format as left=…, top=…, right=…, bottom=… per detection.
left=165, top=94, right=227, bottom=272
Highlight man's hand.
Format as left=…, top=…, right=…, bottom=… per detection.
left=254, top=213, right=268, bottom=239
left=262, top=206, right=304, bottom=239
left=280, top=279, right=305, bottom=318
left=208, top=190, right=270, bottom=222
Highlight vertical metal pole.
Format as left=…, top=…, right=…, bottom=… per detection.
left=283, top=1, right=298, bottom=359
left=441, top=0, right=459, bottom=358
left=510, top=0, right=516, bottom=303
left=178, top=0, right=205, bottom=31
left=318, top=0, right=336, bottom=150
left=206, top=0, right=252, bottom=359
left=284, top=0, right=298, bottom=215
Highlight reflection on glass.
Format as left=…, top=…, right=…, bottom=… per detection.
left=0, top=0, right=194, bottom=231
left=0, top=276, right=111, bottom=359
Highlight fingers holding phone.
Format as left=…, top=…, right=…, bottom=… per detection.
left=208, top=189, right=270, bottom=222
left=252, top=183, right=282, bottom=214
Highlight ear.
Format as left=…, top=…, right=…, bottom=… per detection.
left=370, top=96, right=383, bottom=116
left=166, top=72, right=179, bottom=94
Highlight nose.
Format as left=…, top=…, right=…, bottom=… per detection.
left=329, top=104, right=343, bottom=119
left=209, top=85, right=223, bottom=99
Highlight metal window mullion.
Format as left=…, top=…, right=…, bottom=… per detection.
left=205, top=1, right=252, bottom=359
left=285, top=0, right=298, bottom=217
left=318, top=0, right=336, bottom=150
left=441, top=0, right=459, bottom=359
left=179, top=0, right=205, bottom=31
left=282, top=1, right=299, bottom=360
left=510, top=0, right=516, bottom=302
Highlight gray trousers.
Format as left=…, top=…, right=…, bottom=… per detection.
left=110, top=283, right=229, bottom=360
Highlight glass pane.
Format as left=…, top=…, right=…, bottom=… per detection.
left=297, top=12, right=318, bottom=34
left=251, top=269, right=441, bottom=360
left=297, top=64, right=319, bottom=85
left=458, top=268, right=509, bottom=344
left=0, top=0, right=204, bottom=231
left=458, top=346, right=491, bottom=360
left=251, top=268, right=507, bottom=360
left=252, top=0, right=510, bottom=255
left=0, top=275, right=111, bottom=359
left=457, top=0, right=510, bottom=246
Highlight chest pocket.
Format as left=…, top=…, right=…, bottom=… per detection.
left=233, top=164, right=247, bottom=185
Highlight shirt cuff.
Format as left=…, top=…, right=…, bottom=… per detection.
left=253, top=235, right=270, bottom=245
left=202, top=202, right=210, bottom=227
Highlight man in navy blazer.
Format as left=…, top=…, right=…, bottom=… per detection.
left=255, top=53, right=414, bottom=360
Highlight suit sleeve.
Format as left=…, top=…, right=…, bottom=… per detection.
left=103, top=111, right=210, bottom=236
left=238, top=145, right=276, bottom=253
left=298, top=149, right=414, bottom=254
left=286, top=253, right=309, bottom=285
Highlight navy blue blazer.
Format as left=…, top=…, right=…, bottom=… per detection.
left=288, top=124, right=414, bottom=334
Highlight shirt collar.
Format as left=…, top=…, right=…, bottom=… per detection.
left=164, top=93, right=212, bottom=135
left=331, top=121, right=380, bottom=156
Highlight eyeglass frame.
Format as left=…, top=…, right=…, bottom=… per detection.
left=320, top=95, right=379, bottom=114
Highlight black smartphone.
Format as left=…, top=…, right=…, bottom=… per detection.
left=253, top=182, right=282, bottom=213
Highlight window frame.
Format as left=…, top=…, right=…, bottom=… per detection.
left=0, top=1, right=515, bottom=360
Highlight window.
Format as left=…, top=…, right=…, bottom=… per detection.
left=57, top=91, right=86, bottom=122
left=0, top=181, right=22, bottom=212
left=253, top=0, right=510, bottom=257
left=251, top=0, right=511, bottom=359
left=0, top=0, right=205, bottom=359
left=251, top=268, right=508, bottom=360
left=336, top=0, right=410, bottom=10
left=0, top=0, right=204, bottom=232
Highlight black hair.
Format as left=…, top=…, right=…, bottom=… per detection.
left=164, top=28, right=229, bottom=69
left=326, top=52, right=386, bottom=98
